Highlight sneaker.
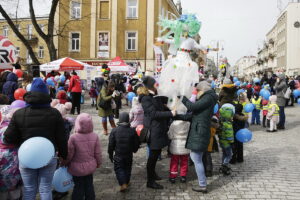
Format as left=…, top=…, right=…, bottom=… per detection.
left=180, top=176, right=187, bottom=183
left=169, top=178, right=176, bottom=184
left=147, top=181, right=164, bottom=189
left=192, top=186, right=208, bottom=193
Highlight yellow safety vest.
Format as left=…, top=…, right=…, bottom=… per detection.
left=268, top=103, right=279, bottom=116
left=251, top=98, right=262, bottom=110
left=262, top=103, right=269, bottom=111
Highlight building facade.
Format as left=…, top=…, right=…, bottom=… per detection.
left=1, top=0, right=182, bottom=72
left=233, top=56, right=257, bottom=79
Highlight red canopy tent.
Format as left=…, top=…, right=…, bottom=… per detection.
left=40, top=57, right=93, bottom=71
left=107, top=57, right=136, bottom=73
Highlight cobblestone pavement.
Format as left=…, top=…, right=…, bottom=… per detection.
left=64, top=104, right=300, bottom=200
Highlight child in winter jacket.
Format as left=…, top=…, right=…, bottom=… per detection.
left=129, top=97, right=144, bottom=128
left=231, top=104, right=248, bottom=164
left=108, top=112, right=140, bottom=192
left=56, top=90, right=68, bottom=104
left=0, top=109, right=22, bottom=200
left=251, top=93, right=262, bottom=125
left=89, top=86, right=98, bottom=107
left=262, top=99, right=269, bottom=128
left=203, top=116, right=219, bottom=177
left=167, top=120, right=190, bottom=183
left=219, top=104, right=235, bottom=175
left=63, top=113, right=102, bottom=199
left=267, top=95, right=280, bottom=132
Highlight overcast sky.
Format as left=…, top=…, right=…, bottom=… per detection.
left=181, top=0, right=291, bottom=65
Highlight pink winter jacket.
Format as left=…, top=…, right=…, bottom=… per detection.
left=64, top=113, right=102, bottom=177
left=129, top=97, right=144, bottom=128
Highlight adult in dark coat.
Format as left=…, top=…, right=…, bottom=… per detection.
left=179, top=81, right=218, bottom=193
left=274, top=74, right=288, bottom=129
left=139, top=76, right=175, bottom=190
left=0, top=71, right=11, bottom=94
left=4, top=78, right=67, bottom=199
left=2, top=72, right=18, bottom=103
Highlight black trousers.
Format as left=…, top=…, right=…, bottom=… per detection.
left=231, top=139, right=243, bottom=162
left=72, top=175, right=95, bottom=200
left=71, top=92, right=81, bottom=114
left=202, top=152, right=213, bottom=173
left=114, top=155, right=133, bottom=185
left=147, top=149, right=161, bottom=183
left=263, top=116, right=270, bottom=128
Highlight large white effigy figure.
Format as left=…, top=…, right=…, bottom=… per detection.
left=156, top=14, right=208, bottom=112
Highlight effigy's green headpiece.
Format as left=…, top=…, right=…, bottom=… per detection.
left=158, top=14, right=201, bottom=48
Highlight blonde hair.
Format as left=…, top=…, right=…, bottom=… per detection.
left=137, top=86, right=149, bottom=96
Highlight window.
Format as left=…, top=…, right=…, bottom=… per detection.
left=38, top=46, right=44, bottom=58
left=3, top=26, right=8, bottom=37
left=26, top=50, right=32, bottom=64
left=99, top=0, right=109, bottom=19
left=127, top=0, right=138, bottom=18
left=71, top=1, right=81, bottom=19
left=70, top=32, right=80, bottom=51
left=27, top=24, right=33, bottom=39
left=15, top=47, right=20, bottom=56
left=126, top=31, right=137, bottom=51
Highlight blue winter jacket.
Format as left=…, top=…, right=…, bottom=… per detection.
left=2, top=73, right=18, bottom=103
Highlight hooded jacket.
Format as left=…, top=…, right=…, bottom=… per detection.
left=168, top=120, right=190, bottom=155
left=219, top=84, right=237, bottom=106
left=65, top=113, right=102, bottom=176
left=108, top=112, right=140, bottom=157
left=129, top=97, right=144, bottom=128
left=0, top=71, right=11, bottom=94
left=3, top=91, right=68, bottom=159
left=68, top=75, right=82, bottom=93
left=2, top=73, right=18, bottom=102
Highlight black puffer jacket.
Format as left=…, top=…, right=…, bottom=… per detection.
left=108, top=113, right=140, bottom=157
left=139, top=93, right=173, bottom=150
left=4, top=92, right=68, bottom=159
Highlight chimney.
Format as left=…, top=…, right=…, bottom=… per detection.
left=176, top=0, right=182, bottom=14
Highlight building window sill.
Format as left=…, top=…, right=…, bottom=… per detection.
left=126, top=17, right=138, bottom=20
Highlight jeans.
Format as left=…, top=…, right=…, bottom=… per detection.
left=169, top=154, right=189, bottom=178
left=279, top=106, right=285, bottom=127
left=147, top=149, right=161, bottom=183
left=72, top=174, right=95, bottom=200
left=19, top=158, right=57, bottom=200
left=114, top=155, right=132, bottom=185
left=71, top=92, right=81, bottom=114
left=190, top=151, right=206, bottom=187
left=251, top=109, right=261, bottom=124
left=221, top=145, right=233, bottom=165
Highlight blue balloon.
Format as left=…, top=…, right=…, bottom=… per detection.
left=298, top=98, right=300, bottom=105
left=127, top=92, right=136, bottom=102
left=259, top=88, right=266, bottom=96
left=237, top=89, right=245, bottom=96
left=261, top=90, right=271, bottom=100
left=18, top=137, right=55, bottom=169
left=236, top=128, right=253, bottom=143
left=235, top=81, right=241, bottom=86
left=293, top=90, right=300, bottom=98
left=46, top=78, right=55, bottom=86
left=211, top=81, right=216, bottom=89
left=253, top=78, right=260, bottom=84
left=60, top=75, right=66, bottom=82
left=233, top=77, right=239, bottom=83
left=244, top=103, right=255, bottom=113
left=52, top=167, right=74, bottom=192
left=214, top=104, right=219, bottom=114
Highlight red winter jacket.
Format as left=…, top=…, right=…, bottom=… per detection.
left=68, top=75, right=82, bottom=93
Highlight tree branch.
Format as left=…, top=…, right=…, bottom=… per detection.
left=48, top=0, right=59, bottom=37
left=28, top=0, right=47, bottom=40
left=0, top=4, right=40, bottom=65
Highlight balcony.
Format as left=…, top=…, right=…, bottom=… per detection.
left=24, top=35, right=39, bottom=45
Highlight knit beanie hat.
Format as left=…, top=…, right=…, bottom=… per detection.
left=223, top=78, right=232, bottom=85
left=142, top=76, right=156, bottom=89
left=30, top=78, right=49, bottom=94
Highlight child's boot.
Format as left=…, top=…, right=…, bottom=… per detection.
left=102, top=121, right=108, bottom=135
left=169, top=177, right=176, bottom=184
left=219, top=165, right=231, bottom=176
left=120, top=184, right=128, bottom=192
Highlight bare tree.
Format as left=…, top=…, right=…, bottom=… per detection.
left=0, top=4, right=40, bottom=65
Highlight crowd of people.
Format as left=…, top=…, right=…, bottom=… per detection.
left=0, top=63, right=297, bottom=200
